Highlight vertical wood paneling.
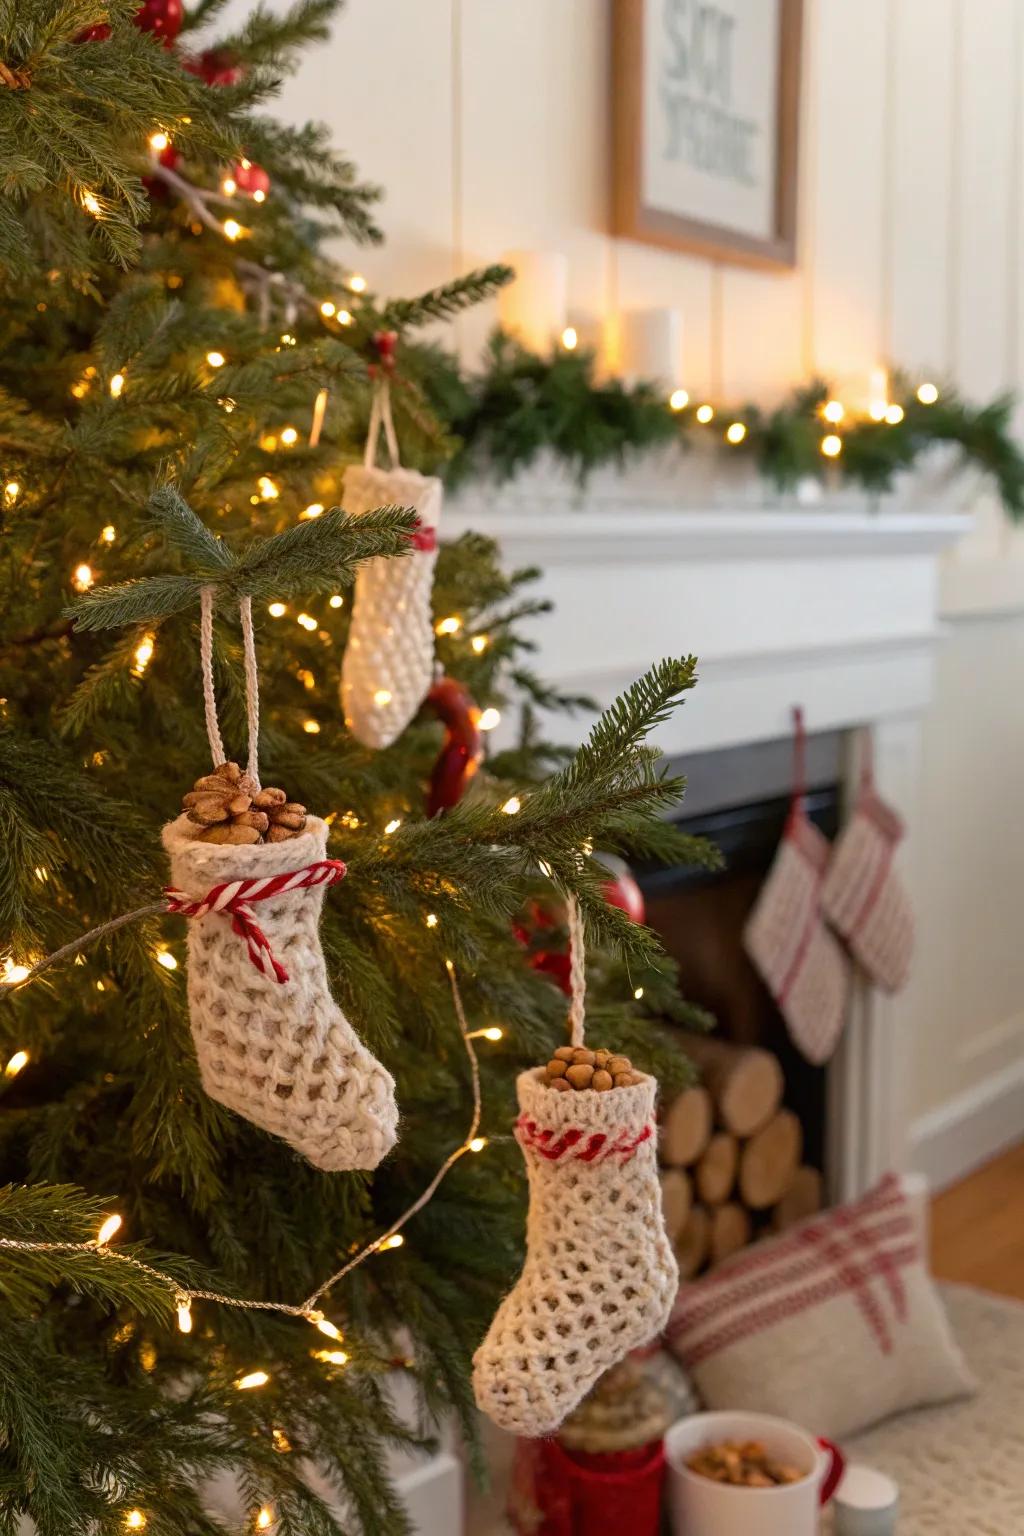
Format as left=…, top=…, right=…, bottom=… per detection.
left=887, top=0, right=956, bottom=374
left=953, top=0, right=1017, bottom=397
left=273, top=0, right=456, bottom=298
left=808, top=0, right=889, bottom=381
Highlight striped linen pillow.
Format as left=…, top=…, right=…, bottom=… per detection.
left=665, top=1174, right=975, bottom=1439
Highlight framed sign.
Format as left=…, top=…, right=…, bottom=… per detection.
left=612, top=0, right=803, bottom=268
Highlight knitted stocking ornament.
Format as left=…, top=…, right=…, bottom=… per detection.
left=340, top=387, right=441, bottom=749
left=472, top=904, right=678, bottom=1438
left=162, top=812, right=398, bottom=1172
left=743, top=711, right=850, bottom=1065
left=821, top=753, right=913, bottom=992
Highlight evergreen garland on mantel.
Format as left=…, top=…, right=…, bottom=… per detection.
left=422, top=331, right=1024, bottom=516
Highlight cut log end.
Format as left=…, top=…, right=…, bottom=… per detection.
left=660, top=1084, right=713, bottom=1167
left=678, top=1034, right=783, bottom=1138
left=738, top=1108, right=803, bottom=1210
left=695, top=1131, right=739, bottom=1206
left=659, top=1168, right=693, bottom=1243
left=675, top=1204, right=711, bottom=1279
left=709, top=1202, right=753, bottom=1267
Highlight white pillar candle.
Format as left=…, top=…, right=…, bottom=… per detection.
left=498, top=250, right=568, bottom=354
left=834, top=1464, right=899, bottom=1536
left=868, top=365, right=889, bottom=420
left=617, top=307, right=683, bottom=390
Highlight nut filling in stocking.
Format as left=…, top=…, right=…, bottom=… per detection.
left=472, top=1065, right=678, bottom=1438
left=163, top=813, right=398, bottom=1171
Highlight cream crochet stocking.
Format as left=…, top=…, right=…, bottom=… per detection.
left=472, top=1067, right=679, bottom=1438
left=162, top=813, right=398, bottom=1171
left=340, top=462, right=441, bottom=750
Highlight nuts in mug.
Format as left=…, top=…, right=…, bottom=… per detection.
left=685, top=1439, right=804, bottom=1488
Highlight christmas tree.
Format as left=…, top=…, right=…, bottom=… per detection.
left=0, top=5, right=713, bottom=1531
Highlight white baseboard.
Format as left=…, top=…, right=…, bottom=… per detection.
left=907, top=1057, right=1024, bottom=1192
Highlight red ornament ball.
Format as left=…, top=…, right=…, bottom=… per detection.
left=231, top=160, right=271, bottom=199
left=75, top=23, right=112, bottom=41
left=599, top=852, right=646, bottom=926
left=134, top=0, right=183, bottom=43
left=183, top=47, right=243, bottom=86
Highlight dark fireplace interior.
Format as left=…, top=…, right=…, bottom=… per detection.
left=636, top=730, right=845, bottom=1180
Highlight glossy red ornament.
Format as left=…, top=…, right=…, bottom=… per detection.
left=75, top=23, right=112, bottom=41
left=183, top=47, right=243, bottom=86
left=373, top=330, right=399, bottom=371
left=425, top=677, right=483, bottom=817
left=600, top=851, right=646, bottom=926
left=134, top=0, right=183, bottom=43
left=231, top=160, right=271, bottom=199
left=142, top=142, right=180, bottom=200
left=513, top=903, right=573, bottom=997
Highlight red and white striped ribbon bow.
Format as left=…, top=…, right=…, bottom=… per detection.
left=164, top=859, right=346, bottom=985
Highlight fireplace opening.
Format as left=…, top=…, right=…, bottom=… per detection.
left=635, top=730, right=844, bottom=1258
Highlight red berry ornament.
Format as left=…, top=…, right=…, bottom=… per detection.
left=184, top=48, right=243, bottom=86
left=134, top=0, right=183, bottom=44
left=373, top=330, right=399, bottom=371
left=75, top=23, right=112, bottom=41
left=599, top=852, right=646, bottom=926
left=232, top=160, right=271, bottom=199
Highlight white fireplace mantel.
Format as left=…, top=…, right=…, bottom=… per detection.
left=446, top=499, right=973, bottom=1206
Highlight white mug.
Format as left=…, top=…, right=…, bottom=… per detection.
left=664, top=1410, right=846, bottom=1536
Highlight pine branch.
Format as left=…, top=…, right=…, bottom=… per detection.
left=378, top=265, right=513, bottom=331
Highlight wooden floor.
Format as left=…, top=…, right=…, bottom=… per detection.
left=930, top=1140, right=1024, bottom=1300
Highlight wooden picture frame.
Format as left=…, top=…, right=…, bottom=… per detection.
left=612, top=0, right=803, bottom=269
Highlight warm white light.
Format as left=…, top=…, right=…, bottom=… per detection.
left=155, top=949, right=177, bottom=971
left=97, top=1214, right=122, bottom=1246
left=482, top=1026, right=503, bottom=1041
left=302, top=719, right=321, bottom=735
left=125, top=1514, right=146, bottom=1531
left=280, top=333, right=296, bottom=346
left=822, top=399, right=845, bottom=423
left=725, top=421, right=747, bottom=444
left=297, top=668, right=315, bottom=690
left=336, top=309, right=353, bottom=326
left=468, top=1137, right=487, bottom=1153
left=868, top=400, right=887, bottom=422
left=257, top=476, right=279, bottom=500
left=297, top=612, right=318, bottom=631
left=252, top=189, right=266, bottom=204
left=206, top=351, right=226, bottom=369
left=821, top=434, right=843, bottom=458
left=633, top=986, right=645, bottom=1000
left=237, top=1370, right=269, bottom=1390
left=435, top=615, right=462, bottom=636
left=313, top=1316, right=343, bottom=1341
left=133, top=635, right=155, bottom=676
left=917, top=382, right=939, bottom=405
left=101, top=524, right=116, bottom=542
left=328, top=595, right=344, bottom=609
left=5, top=1050, right=29, bottom=1076
left=223, top=219, right=244, bottom=241
left=478, top=707, right=501, bottom=731
left=884, top=404, right=904, bottom=425
left=669, top=388, right=690, bottom=411
left=221, top=177, right=237, bottom=197
left=4, top=480, right=20, bottom=505
left=268, top=602, right=287, bottom=618
left=373, top=689, right=392, bottom=706
left=695, top=404, right=714, bottom=424
left=501, top=795, right=521, bottom=816
left=72, top=563, right=94, bottom=592
left=425, top=913, right=439, bottom=928
left=177, top=1299, right=193, bottom=1334
left=256, top=1511, right=273, bottom=1531
left=320, top=301, right=336, bottom=318
left=561, top=326, right=578, bottom=351
left=314, top=1349, right=349, bottom=1366
left=82, top=191, right=101, bottom=216
left=280, top=426, right=298, bottom=446
left=109, top=373, right=125, bottom=398
left=384, top=818, right=402, bottom=835
left=348, top=273, right=367, bottom=293
left=381, top=1234, right=404, bottom=1250
left=149, top=131, right=169, bottom=152
left=471, top=634, right=489, bottom=654
left=2, top=960, right=30, bottom=985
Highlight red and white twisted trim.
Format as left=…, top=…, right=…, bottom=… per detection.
left=515, top=1115, right=653, bottom=1167
left=164, top=859, right=346, bottom=984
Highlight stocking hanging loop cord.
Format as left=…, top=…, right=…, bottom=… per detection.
left=566, top=895, right=587, bottom=1048
left=164, top=860, right=347, bottom=985
left=198, top=586, right=262, bottom=789
left=791, top=704, right=807, bottom=806
left=363, top=378, right=400, bottom=470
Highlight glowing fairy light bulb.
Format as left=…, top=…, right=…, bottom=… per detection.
left=124, top=1513, right=146, bottom=1530
left=300, top=503, right=324, bottom=520
left=478, top=707, right=501, bottom=731
left=280, top=426, right=298, bottom=446
left=237, top=1370, right=270, bottom=1390
left=320, top=301, right=336, bottom=318
left=149, top=131, right=169, bottom=152
left=501, top=795, right=521, bottom=815
left=384, top=818, right=402, bottom=835
left=348, top=273, right=367, bottom=293
left=257, top=476, right=279, bottom=500
left=176, top=1298, right=193, bottom=1334
left=256, top=1511, right=273, bottom=1531
left=4, top=481, right=20, bottom=505
left=481, top=1027, right=503, bottom=1041
left=221, top=176, right=237, bottom=196
left=109, top=372, right=125, bottom=398
left=206, top=351, right=226, bottom=369
left=381, top=1234, right=404, bottom=1250
left=917, top=382, right=939, bottom=404
left=435, top=615, right=462, bottom=636
left=336, top=309, right=353, bottom=326
left=669, top=388, right=690, bottom=411
left=296, top=612, right=318, bottom=631
left=314, top=1349, right=349, bottom=1366
left=5, top=1050, right=29, bottom=1076
left=695, top=404, right=714, bottom=424
left=328, top=594, right=344, bottom=609
left=373, top=689, right=392, bottom=706
left=471, top=634, right=489, bottom=653
left=468, top=1137, right=487, bottom=1153
left=155, top=949, right=177, bottom=970
left=72, top=563, right=94, bottom=592
left=223, top=219, right=244, bottom=241
left=884, top=403, right=904, bottom=425
left=133, top=634, right=155, bottom=676
left=312, top=1315, right=343, bottom=1342
left=633, top=986, right=645, bottom=1000
left=268, top=602, right=287, bottom=618
left=302, top=719, right=320, bottom=734
left=425, top=913, right=438, bottom=928
left=821, top=434, right=843, bottom=458
left=822, top=399, right=845, bottom=423
left=82, top=191, right=101, bottom=216
left=96, top=1214, right=122, bottom=1246
left=725, top=421, right=747, bottom=444
left=561, top=326, right=578, bottom=350
left=101, top=524, right=116, bottom=542
left=2, top=960, right=30, bottom=985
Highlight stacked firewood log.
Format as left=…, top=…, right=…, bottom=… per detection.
left=659, top=1035, right=824, bottom=1278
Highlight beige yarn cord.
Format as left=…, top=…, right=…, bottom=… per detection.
left=199, top=585, right=261, bottom=789
left=566, top=895, right=587, bottom=1048
left=363, top=379, right=400, bottom=469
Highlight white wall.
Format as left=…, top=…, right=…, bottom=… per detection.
left=267, top=0, right=1024, bottom=1170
